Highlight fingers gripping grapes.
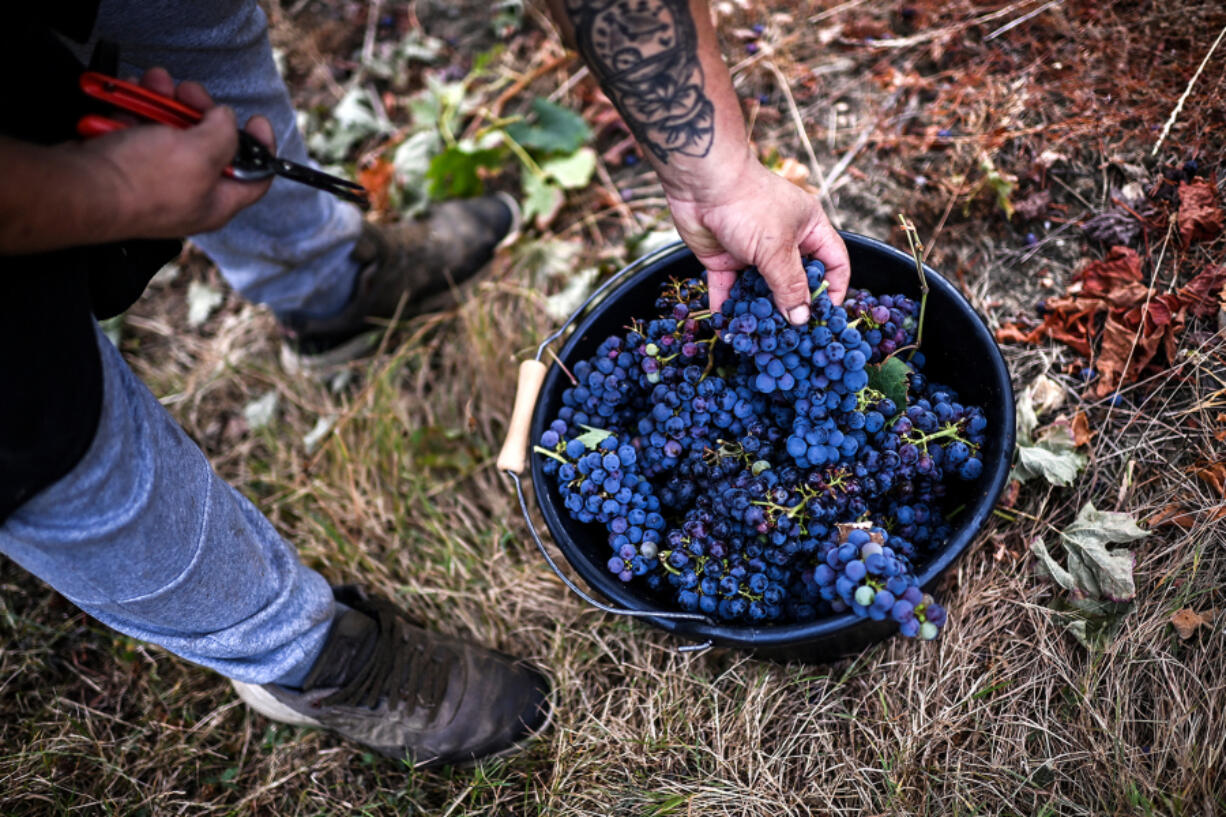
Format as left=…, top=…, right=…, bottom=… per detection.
left=667, top=167, right=851, bottom=323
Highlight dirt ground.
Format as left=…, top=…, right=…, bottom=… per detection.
left=2, top=1, right=1224, bottom=815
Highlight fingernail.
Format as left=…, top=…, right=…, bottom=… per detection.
left=787, top=304, right=810, bottom=325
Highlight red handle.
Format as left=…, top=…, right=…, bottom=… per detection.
left=77, top=114, right=129, bottom=137
left=79, top=71, right=203, bottom=129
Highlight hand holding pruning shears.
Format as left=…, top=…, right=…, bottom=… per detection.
left=69, top=67, right=278, bottom=239
left=76, top=67, right=368, bottom=236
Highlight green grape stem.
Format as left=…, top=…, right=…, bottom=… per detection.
left=533, top=445, right=568, bottom=464
left=856, top=386, right=887, bottom=411
left=751, top=484, right=818, bottom=521
left=657, top=551, right=681, bottom=576
left=810, top=280, right=830, bottom=305
left=897, top=214, right=930, bottom=358
left=905, top=422, right=978, bottom=453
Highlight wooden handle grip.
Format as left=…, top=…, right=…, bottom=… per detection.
left=497, top=359, right=548, bottom=474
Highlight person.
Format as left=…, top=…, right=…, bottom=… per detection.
left=0, top=0, right=849, bottom=768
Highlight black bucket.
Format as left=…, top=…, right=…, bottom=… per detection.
left=509, top=233, right=1015, bottom=663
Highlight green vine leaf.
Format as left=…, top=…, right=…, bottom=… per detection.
left=505, top=97, right=592, bottom=156
left=866, top=357, right=910, bottom=411
left=574, top=425, right=613, bottom=450
left=425, top=144, right=505, bottom=198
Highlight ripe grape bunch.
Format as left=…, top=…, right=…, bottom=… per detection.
left=535, top=262, right=987, bottom=640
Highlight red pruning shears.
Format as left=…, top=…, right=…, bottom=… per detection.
left=76, top=71, right=370, bottom=208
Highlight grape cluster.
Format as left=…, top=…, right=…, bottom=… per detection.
left=842, top=289, right=921, bottom=364
left=536, top=261, right=988, bottom=641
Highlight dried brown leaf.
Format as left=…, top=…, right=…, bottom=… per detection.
left=1193, top=462, right=1226, bottom=497
left=1094, top=311, right=1137, bottom=397
left=1042, top=296, right=1102, bottom=358
left=1094, top=294, right=1187, bottom=397
left=1076, top=247, right=1143, bottom=298
left=1171, top=608, right=1215, bottom=640
left=1178, top=265, right=1226, bottom=319
left=1071, top=411, right=1092, bottom=447
left=1147, top=503, right=1197, bottom=529
left=1177, top=177, right=1224, bottom=245
left=996, top=322, right=1040, bottom=345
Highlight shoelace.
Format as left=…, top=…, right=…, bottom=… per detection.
left=318, top=597, right=451, bottom=720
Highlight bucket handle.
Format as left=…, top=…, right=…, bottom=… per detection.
left=498, top=241, right=715, bottom=653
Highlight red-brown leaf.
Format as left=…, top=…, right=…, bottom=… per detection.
left=1177, top=177, right=1224, bottom=245
left=1094, top=311, right=1136, bottom=396
left=1147, top=503, right=1196, bottom=529
left=1178, top=265, right=1226, bottom=319
left=996, top=323, right=1041, bottom=345
left=1075, top=246, right=1143, bottom=298
left=1044, top=297, right=1103, bottom=358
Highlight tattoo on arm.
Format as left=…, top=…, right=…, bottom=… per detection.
left=564, top=0, right=714, bottom=163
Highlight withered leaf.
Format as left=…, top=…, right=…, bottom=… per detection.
left=1193, top=461, right=1226, bottom=497
left=1094, top=311, right=1137, bottom=397
left=997, top=243, right=1211, bottom=395
left=1071, top=411, right=1092, bottom=446
left=1051, top=503, right=1145, bottom=602
left=1094, top=294, right=1186, bottom=398
left=1170, top=608, right=1215, bottom=640
left=996, top=322, right=1041, bottom=345
left=1028, top=374, right=1066, bottom=418
left=1058, top=596, right=1133, bottom=652
left=1147, top=503, right=1196, bottom=529
left=1041, top=296, right=1102, bottom=358
left=1177, top=177, right=1224, bottom=245
left=1076, top=246, right=1143, bottom=297
left=1013, top=422, right=1087, bottom=486
left=1082, top=208, right=1142, bottom=246
left=1178, top=265, right=1226, bottom=319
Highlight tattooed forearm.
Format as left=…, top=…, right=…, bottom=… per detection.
left=564, top=0, right=714, bottom=162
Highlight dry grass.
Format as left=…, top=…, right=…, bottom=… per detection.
left=3, top=0, right=1226, bottom=814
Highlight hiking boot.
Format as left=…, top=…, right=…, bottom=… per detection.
left=230, top=585, right=551, bottom=768
left=279, top=193, right=519, bottom=373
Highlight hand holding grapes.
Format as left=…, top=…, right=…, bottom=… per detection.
left=663, top=153, right=851, bottom=323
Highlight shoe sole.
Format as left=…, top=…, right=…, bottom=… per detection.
left=280, top=193, right=522, bottom=377
left=231, top=679, right=324, bottom=727
left=230, top=671, right=554, bottom=770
